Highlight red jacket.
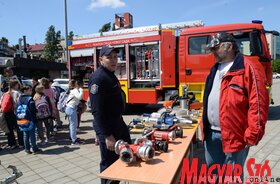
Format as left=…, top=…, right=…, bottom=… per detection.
left=202, top=54, right=269, bottom=153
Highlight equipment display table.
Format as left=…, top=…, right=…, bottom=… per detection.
left=99, top=122, right=200, bottom=184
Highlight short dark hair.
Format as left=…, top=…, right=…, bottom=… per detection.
left=76, top=80, right=84, bottom=87
left=20, top=85, right=32, bottom=93
left=8, top=79, right=19, bottom=90
left=69, top=79, right=76, bottom=90
left=32, top=76, right=39, bottom=81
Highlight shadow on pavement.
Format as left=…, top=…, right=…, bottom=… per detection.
left=81, top=119, right=93, bottom=123
left=0, top=147, right=23, bottom=155
left=39, top=145, right=80, bottom=155
left=79, top=126, right=94, bottom=131
left=268, top=105, right=280, bottom=121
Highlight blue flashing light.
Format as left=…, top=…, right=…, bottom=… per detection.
left=252, top=20, right=263, bottom=24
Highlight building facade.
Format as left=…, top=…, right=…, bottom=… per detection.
left=266, top=34, right=280, bottom=60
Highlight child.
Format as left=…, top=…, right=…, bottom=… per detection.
left=18, top=85, right=42, bottom=154
left=33, top=85, right=53, bottom=144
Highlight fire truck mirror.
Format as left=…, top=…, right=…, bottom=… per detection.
left=249, top=31, right=262, bottom=57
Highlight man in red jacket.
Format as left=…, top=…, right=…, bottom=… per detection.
left=202, top=32, right=269, bottom=182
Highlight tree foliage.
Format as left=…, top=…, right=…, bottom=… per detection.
left=112, top=23, right=116, bottom=31
left=68, top=31, right=74, bottom=40
left=99, top=22, right=111, bottom=33
left=12, top=44, right=19, bottom=50
left=43, top=25, right=61, bottom=61
left=272, top=59, right=280, bottom=73
left=0, top=37, right=9, bottom=44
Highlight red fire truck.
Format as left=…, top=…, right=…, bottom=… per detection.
left=68, top=20, right=277, bottom=104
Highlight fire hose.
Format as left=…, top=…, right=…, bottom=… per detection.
left=145, top=125, right=184, bottom=140
left=115, top=139, right=155, bottom=164
left=141, top=129, right=169, bottom=152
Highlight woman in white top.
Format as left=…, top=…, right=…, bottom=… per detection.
left=65, top=79, right=84, bottom=145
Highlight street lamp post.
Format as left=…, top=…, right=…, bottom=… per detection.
left=64, top=0, right=70, bottom=77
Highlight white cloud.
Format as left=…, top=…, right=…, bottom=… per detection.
left=88, top=0, right=125, bottom=10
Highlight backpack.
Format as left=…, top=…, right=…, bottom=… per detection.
left=57, top=92, right=73, bottom=113
left=1, top=92, right=13, bottom=113
left=52, top=86, right=65, bottom=104
left=16, top=96, right=34, bottom=131
left=35, top=95, right=52, bottom=120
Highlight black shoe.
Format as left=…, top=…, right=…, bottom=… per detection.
left=71, top=139, right=85, bottom=146
left=33, top=149, right=43, bottom=155
left=25, top=150, right=32, bottom=154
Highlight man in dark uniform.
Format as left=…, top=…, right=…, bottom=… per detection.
left=88, top=45, right=131, bottom=184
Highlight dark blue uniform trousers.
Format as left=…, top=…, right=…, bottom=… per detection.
left=98, top=131, right=131, bottom=184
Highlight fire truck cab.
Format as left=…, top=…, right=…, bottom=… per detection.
left=178, top=21, right=275, bottom=101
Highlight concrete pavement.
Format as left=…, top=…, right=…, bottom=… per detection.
left=0, top=79, right=280, bottom=183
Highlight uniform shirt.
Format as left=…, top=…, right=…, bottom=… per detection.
left=207, top=61, right=233, bottom=131
left=88, top=66, right=126, bottom=137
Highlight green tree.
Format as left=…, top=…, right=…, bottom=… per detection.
left=12, top=44, right=19, bottom=50
left=0, top=37, right=9, bottom=47
left=43, top=25, right=61, bottom=61
left=99, top=22, right=111, bottom=33
left=0, top=37, right=9, bottom=44
left=112, top=23, right=116, bottom=31
left=272, top=59, right=280, bottom=73
left=68, top=31, right=74, bottom=40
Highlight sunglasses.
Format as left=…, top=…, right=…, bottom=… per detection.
left=210, top=42, right=231, bottom=51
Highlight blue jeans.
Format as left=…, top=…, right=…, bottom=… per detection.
left=204, top=129, right=249, bottom=183
left=65, top=106, right=77, bottom=143
left=23, top=127, right=39, bottom=152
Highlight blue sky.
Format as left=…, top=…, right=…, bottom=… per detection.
left=0, top=0, right=279, bottom=45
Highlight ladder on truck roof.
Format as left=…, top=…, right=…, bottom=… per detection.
left=75, top=20, right=204, bottom=40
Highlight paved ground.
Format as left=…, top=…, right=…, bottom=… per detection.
left=0, top=79, right=279, bottom=183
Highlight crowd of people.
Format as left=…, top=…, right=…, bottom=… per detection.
left=0, top=67, right=88, bottom=154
